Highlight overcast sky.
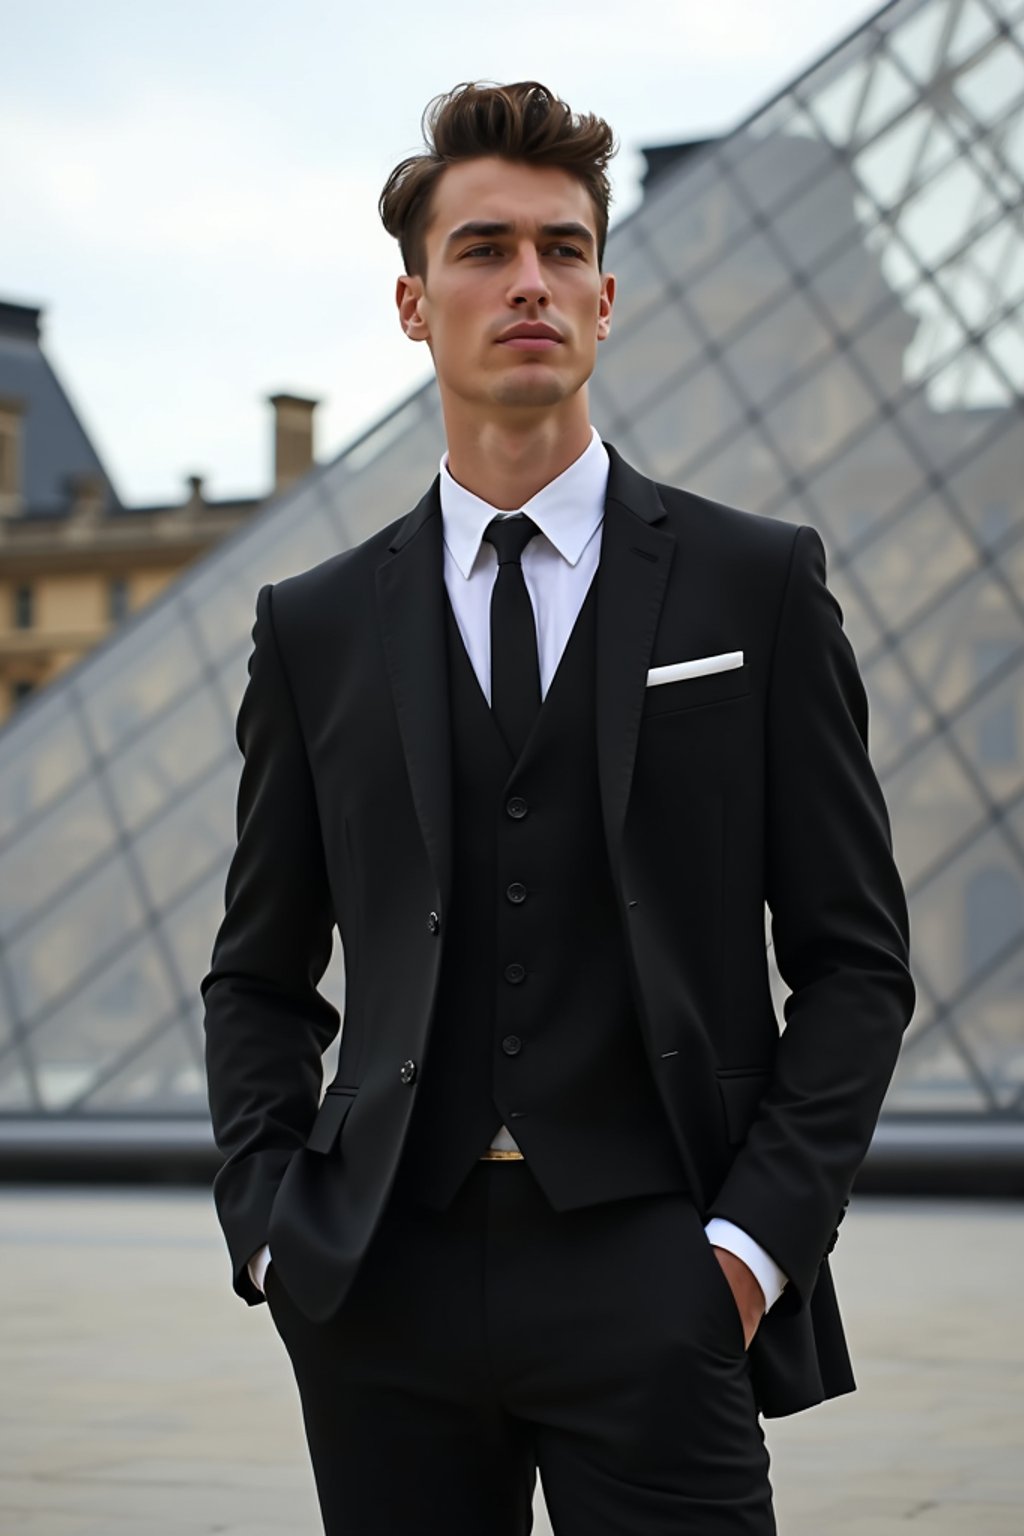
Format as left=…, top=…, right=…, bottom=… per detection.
left=2, top=0, right=881, bottom=506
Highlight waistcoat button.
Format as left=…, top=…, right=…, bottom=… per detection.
left=506, top=796, right=528, bottom=819
left=506, top=882, right=527, bottom=904
left=504, top=962, right=526, bottom=984
left=399, top=1059, right=418, bottom=1084
left=502, top=1034, right=522, bottom=1055
left=426, top=910, right=440, bottom=934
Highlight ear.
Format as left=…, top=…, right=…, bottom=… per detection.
left=596, top=272, right=615, bottom=342
left=396, top=273, right=430, bottom=342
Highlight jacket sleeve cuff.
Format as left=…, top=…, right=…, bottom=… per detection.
left=247, top=1243, right=272, bottom=1295
left=704, top=1217, right=789, bottom=1312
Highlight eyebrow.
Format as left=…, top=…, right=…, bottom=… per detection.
left=444, top=220, right=595, bottom=249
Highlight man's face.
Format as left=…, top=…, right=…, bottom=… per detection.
left=396, top=156, right=615, bottom=415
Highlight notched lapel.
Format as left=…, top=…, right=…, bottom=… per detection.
left=596, top=444, right=676, bottom=877
left=375, top=480, right=453, bottom=908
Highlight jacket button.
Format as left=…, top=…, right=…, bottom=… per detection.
left=502, top=1034, right=522, bottom=1056
left=504, top=961, right=526, bottom=984
left=506, top=796, right=528, bottom=819
left=399, top=1059, right=417, bottom=1085
left=426, top=910, right=440, bottom=934
left=506, top=882, right=527, bottom=904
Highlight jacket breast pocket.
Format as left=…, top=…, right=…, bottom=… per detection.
left=715, top=1067, right=771, bottom=1146
left=305, top=1085, right=358, bottom=1154
left=642, top=663, right=751, bottom=718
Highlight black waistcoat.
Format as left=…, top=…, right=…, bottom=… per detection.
left=392, top=569, right=689, bottom=1210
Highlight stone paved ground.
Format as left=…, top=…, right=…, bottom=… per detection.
left=2, top=1188, right=1022, bottom=1535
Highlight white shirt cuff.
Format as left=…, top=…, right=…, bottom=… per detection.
left=248, top=1243, right=271, bottom=1294
left=704, top=1218, right=788, bottom=1312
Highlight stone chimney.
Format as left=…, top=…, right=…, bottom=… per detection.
left=268, top=393, right=319, bottom=495
left=65, top=470, right=106, bottom=524
left=0, top=395, right=24, bottom=519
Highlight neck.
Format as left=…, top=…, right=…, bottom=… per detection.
left=443, top=398, right=593, bottom=510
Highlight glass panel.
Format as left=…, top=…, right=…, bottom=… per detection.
left=767, top=161, right=868, bottom=277
left=863, top=645, right=932, bottom=771
left=720, top=287, right=835, bottom=411
left=105, top=684, right=224, bottom=834
left=812, top=260, right=912, bottom=386
left=77, top=1019, right=204, bottom=1113
left=0, top=777, right=118, bottom=932
left=921, top=333, right=1019, bottom=411
left=894, top=155, right=1001, bottom=275
left=819, top=563, right=882, bottom=664
left=912, top=813, right=1024, bottom=1003
left=134, top=756, right=238, bottom=910
left=27, top=931, right=176, bottom=1111
left=599, top=299, right=704, bottom=420
left=955, top=41, right=1024, bottom=126
left=899, top=564, right=1024, bottom=719
left=805, top=53, right=875, bottom=145
left=983, top=311, right=1024, bottom=394
left=627, top=366, right=747, bottom=483
left=686, top=231, right=793, bottom=342
left=802, top=415, right=929, bottom=549
left=947, top=0, right=999, bottom=68
left=954, top=941, right=1024, bottom=1110
left=853, top=106, right=959, bottom=213
left=8, top=854, right=148, bottom=1022
left=644, top=159, right=750, bottom=289
left=886, top=738, right=987, bottom=888
left=855, top=54, right=921, bottom=144
left=84, top=598, right=205, bottom=758
left=887, top=1015, right=991, bottom=1112
left=226, top=481, right=346, bottom=613
left=0, top=1057, right=35, bottom=1111
left=949, top=650, right=1024, bottom=793
left=0, top=697, right=89, bottom=847
left=886, top=0, right=957, bottom=86
left=600, top=227, right=665, bottom=330
left=719, top=128, right=835, bottom=218
left=854, top=493, right=980, bottom=635
left=902, top=358, right=1012, bottom=458
left=759, top=353, right=879, bottom=477
left=678, top=426, right=790, bottom=515
left=944, top=418, right=1024, bottom=552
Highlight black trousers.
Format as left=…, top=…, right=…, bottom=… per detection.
left=264, top=1158, right=775, bottom=1536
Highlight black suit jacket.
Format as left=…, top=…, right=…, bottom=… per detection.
left=202, top=441, right=915, bottom=1416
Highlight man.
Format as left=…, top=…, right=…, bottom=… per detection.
left=202, top=80, right=915, bottom=1535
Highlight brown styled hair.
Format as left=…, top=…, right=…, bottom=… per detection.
left=378, top=80, right=617, bottom=279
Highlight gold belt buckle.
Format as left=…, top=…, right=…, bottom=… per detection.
left=479, top=1148, right=525, bottom=1160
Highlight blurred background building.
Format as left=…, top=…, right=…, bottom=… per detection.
left=0, top=0, right=1021, bottom=1179
left=0, top=296, right=319, bottom=725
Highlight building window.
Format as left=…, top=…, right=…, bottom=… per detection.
left=109, top=576, right=130, bottom=624
left=14, top=584, right=33, bottom=628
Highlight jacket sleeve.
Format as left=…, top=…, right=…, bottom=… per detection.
left=706, top=524, right=915, bottom=1310
left=201, top=581, right=340, bottom=1303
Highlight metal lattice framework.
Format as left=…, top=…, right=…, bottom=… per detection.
left=0, top=0, right=1021, bottom=1130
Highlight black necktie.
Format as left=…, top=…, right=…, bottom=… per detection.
left=482, top=513, right=541, bottom=758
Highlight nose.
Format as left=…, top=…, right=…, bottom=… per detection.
left=508, top=242, right=550, bottom=307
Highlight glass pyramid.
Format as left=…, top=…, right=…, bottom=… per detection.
left=1, top=0, right=1021, bottom=1130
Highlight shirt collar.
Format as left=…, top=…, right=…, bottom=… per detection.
left=439, top=425, right=608, bottom=579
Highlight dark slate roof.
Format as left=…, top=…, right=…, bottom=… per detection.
left=0, top=300, right=122, bottom=517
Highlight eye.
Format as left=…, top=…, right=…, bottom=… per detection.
left=551, top=244, right=586, bottom=259
left=462, top=244, right=501, bottom=258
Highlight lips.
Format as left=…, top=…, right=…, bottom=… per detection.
left=497, top=323, right=563, bottom=348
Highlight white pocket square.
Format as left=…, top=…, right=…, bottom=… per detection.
left=646, top=650, right=744, bottom=687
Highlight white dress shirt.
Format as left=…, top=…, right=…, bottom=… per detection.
left=249, top=425, right=788, bottom=1314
